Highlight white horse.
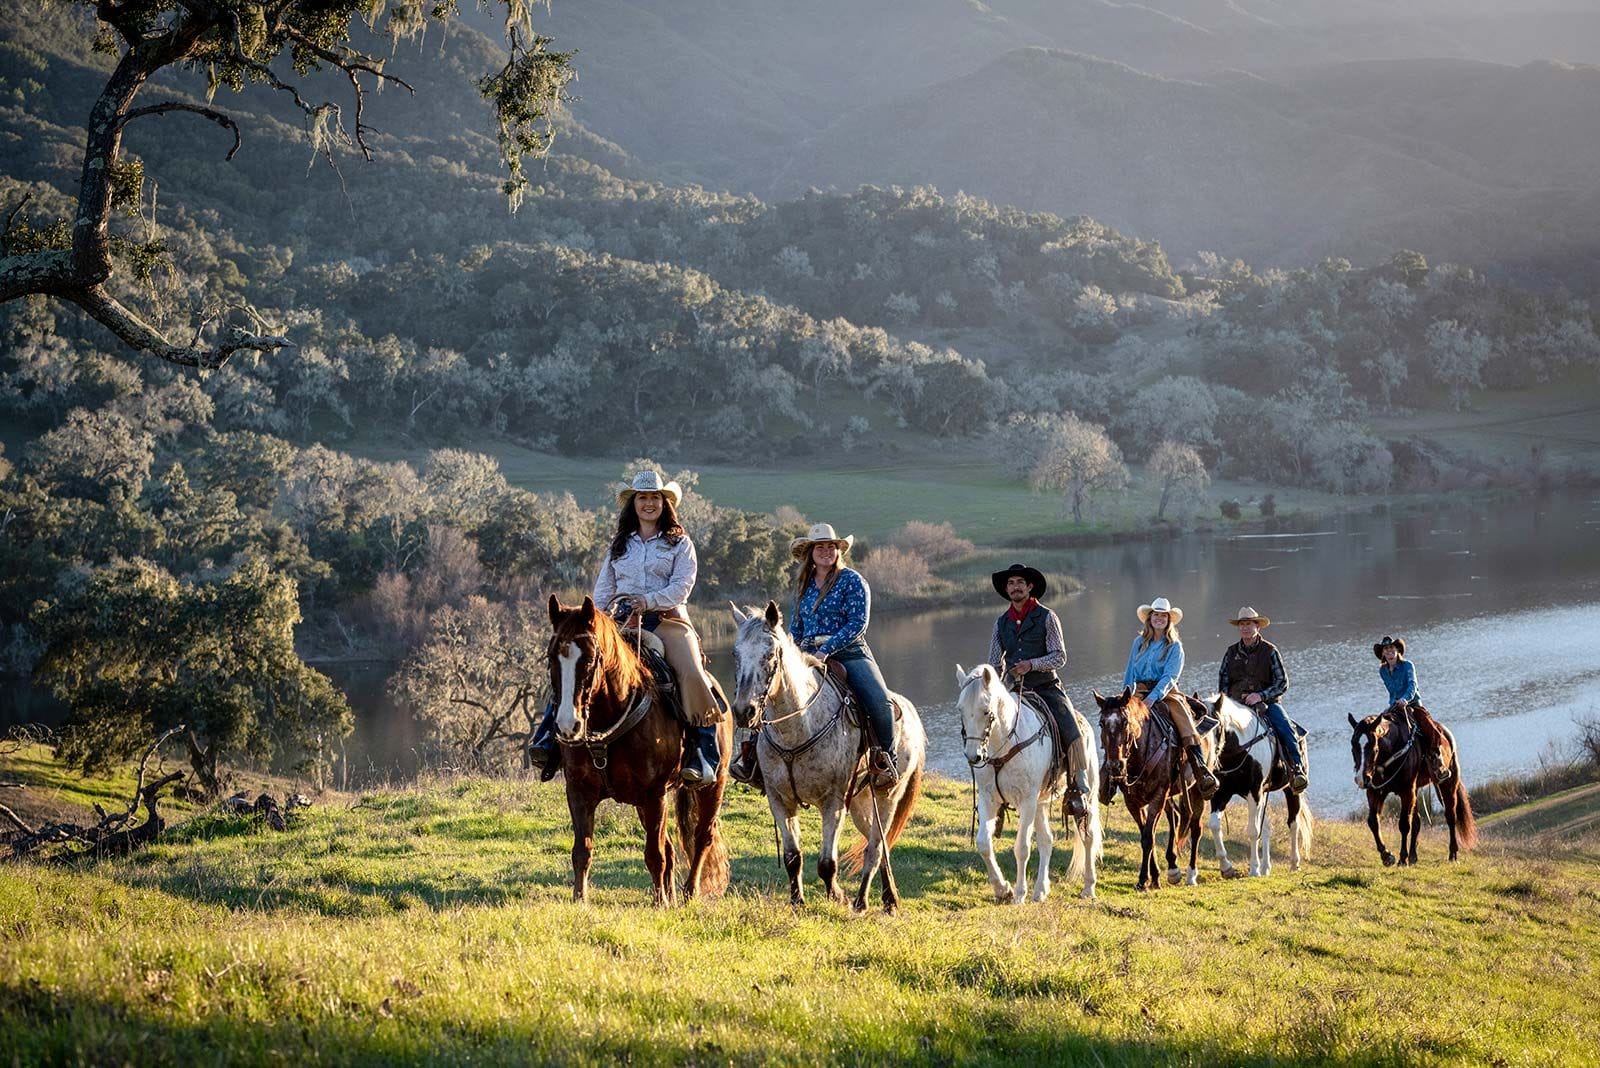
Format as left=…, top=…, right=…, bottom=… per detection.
left=954, top=663, right=1103, bottom=902
left=1207, top=692, right=1314, bottom=877
left=729, top=601, right=926, bottom=914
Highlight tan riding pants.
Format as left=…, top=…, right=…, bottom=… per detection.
left=1135, top=684, right=1200, bottom=746
left=654, top=618, right=723, bottom=727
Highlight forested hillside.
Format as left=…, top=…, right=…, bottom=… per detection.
left=2, top=3, right=1597, bottom=782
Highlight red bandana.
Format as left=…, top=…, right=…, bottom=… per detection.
left=1007, top=597, right=1039, bottom=624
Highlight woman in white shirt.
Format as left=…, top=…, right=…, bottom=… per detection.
left=530, top=470, right=726, bottom=783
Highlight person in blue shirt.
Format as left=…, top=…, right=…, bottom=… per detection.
left=731, top=522, right=900, bottom=789
left=1120, top=596, right=1218, bottom=797
left=1375, top=636, right=1451, bottom=782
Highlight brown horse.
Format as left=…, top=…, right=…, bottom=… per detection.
left=547, top=595, right=731, bottom=904
left=1094, top=687, right=1211, bottom=890
left=1349, top=704, right=1476, bottom=866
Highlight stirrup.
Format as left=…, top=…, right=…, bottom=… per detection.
left=1064, top=788, right=1088, bottom=819
left=868, top=748, right=900, bottom=788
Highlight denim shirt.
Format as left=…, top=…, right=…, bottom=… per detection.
left=592, top=531, right=697, bottom=612
left=1380, top=659, right=1418, bottom=704
left=1122, top=634, right=1184, bottom=703
left=790, top=567, right=870, bottom=658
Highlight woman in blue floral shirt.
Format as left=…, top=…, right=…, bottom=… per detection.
left=787, top=523, right=900, bottom=787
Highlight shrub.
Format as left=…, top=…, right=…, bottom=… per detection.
left=887, top=521, right=974, bottom=566
left=857, top=546, right=933, bottom=597
left=1259, top=493, right=1277, bottom=518
left=1220, top=499, right=1242, bottom=519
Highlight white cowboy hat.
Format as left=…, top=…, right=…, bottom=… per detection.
left=1227, top=606, right=1270, bottom=627
left=789, top=522, right=855, bottom=560
left=1137, top=596, right=1183, bottom=626
left=617, top=470, right=682, bottom=508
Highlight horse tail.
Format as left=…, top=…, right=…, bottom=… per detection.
left=1294, top=799, right=1314, bottom=861
left=1450, top=765, right=1478, bottom=852
left=675, top=782, right=731, bottom=898
left=842, top=761, right=923, bottom=876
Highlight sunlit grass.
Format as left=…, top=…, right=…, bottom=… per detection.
left=3, top=762, right=1598, bottom=1065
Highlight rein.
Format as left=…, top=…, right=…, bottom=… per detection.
left=559, top=689, right=653, bottom=771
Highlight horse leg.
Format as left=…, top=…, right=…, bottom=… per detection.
left=1010, top=792, right=1038, bottom=904
left=768, top=792, right=805, bottom=907
left=974, top=788, right=1011, bottom=903
left=1395, top=789, right=1415, bottom=867
left=1367, top=792, right=1395, bottom=867
left=818, top=796, right=847, bottom=905
left=638, top=794, right=672, bottom=906
left=567, top=789, right=596, bottom=904
left=850, top=795, right=883, bottom=913
left=1135, top=800, right=1158, bottom=892
left=1442, top=782, right=1460, bottom=862
left=1165, top=800, right=1183, bottom=885
left=1185, top=798, right=1201, bottom=886
left=1244, top=793, right=1264, bottom=877
left=1210, top=802, right=1238, bottom=879
left=1259, top=792, right=1274, bottom=878
left=1031, top=796, right=1055, bottom=903
left=1407, top=788, right=1423, bottom=866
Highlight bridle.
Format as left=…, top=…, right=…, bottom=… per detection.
left=1356, top=714, right=1415, bottom=794
left=958, top=676, right=1007, bottom=768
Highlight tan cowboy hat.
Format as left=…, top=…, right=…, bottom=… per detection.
left=617, top=470, right=682, bottom=508
left=1137, top=596, right=1183, bottom=626
left=790, top=522, right=854, bottom=560
left=1373, top=635, right=1407, bottom=659
left=1227, top=606, right=1270, bottom=627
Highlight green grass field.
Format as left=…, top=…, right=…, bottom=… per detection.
left=3, top=757, right=1598, bottom=1066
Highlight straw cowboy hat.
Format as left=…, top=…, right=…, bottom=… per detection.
left=1227, top=606, right=1271, bottom=627
left=1137, top=596, right=1183, bottom=626
left=617, top=470, right=682, bottom=508
left=1373, top=635, right=1407, bottom=659
left=789, top=522, right=854, bottom=560
left=991, top=563, right=1048, bottom=600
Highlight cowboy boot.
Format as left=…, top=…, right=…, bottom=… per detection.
left=680, top=722, right=719, bottom=785
left=1186, top=744, right=1219, bottom=798
left=528, top=702, right=561, bottom=783
left=1289, top=760, right=1309, bottom=794
left=729, top=731, right=763, bottom=789
left=869, top=748, right=901, bottom=789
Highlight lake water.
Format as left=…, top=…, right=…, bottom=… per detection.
left=8, top=491, right=1598, bottom=814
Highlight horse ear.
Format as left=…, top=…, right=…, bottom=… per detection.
left=548, top=593, right=562, bottom=626
left=1121, top=685, right=1133, bottom=701
left=764, top=600, right=781, bottom=628
left=1091, top=688, right=1105, bottom=707
left=1347, top=712, right=1360, bottom=730
left=1211, top=693, right=1224, bottom=711
left=581, top=595, right=596, bottom=618
left=730, top=602, right=748, bottom=623
left=953, top=664, right=966, bottom=686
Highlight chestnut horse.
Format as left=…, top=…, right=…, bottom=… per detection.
left=1349, top=704, right=1476, bottom=866
left=547, top=595, right=731, bottom=903
left=1094, top=687, right=1213, bottom=890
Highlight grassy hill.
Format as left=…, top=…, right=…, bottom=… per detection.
left=3, top=753, right=1598, bottom=1065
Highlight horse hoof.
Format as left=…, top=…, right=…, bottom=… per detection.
left=1222, top=868, right=1244, bottom=881
left=1381, top=854, right=1396, bottom=867
left=1079, top=889, right=1096, bottom=900
left=883, top=901, right=899, bottom=916
left=1166, top=871, right=1183, bottom=886
left=993, top=886, right=1012, bottom=904
left=1136, top=882, right=1150, bottom=893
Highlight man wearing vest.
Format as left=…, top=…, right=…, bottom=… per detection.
left=987, top=563, right=1089, bottom=818
left=1218, top=606, right=1308, bottom=793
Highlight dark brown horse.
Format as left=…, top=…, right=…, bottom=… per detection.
left=1094, top=687, right=1211, bottom=890
left=1349, top=705, right=1476, bottom=866
left=547, top=595, right=731, bottom=904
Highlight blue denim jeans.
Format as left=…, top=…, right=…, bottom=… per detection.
left=1260, top=701, right=1304, bottom=771
left=830, top=640, right=895, bottom=754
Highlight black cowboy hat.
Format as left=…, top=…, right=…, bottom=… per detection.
left=991, top=563, right=1047, bottom=600
left=1373, top=635, right=1407, bottom=659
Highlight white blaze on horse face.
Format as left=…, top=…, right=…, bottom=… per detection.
left=957, top=671, right=989, bottom=765
left=554, top=642, right=582, bottom=735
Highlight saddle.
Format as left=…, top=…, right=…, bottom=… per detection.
left=622, top=628, right=688, bottom=726
left=824, top=659, right=903, bottom=738
left=1017, top=692, right=1069, bottom=786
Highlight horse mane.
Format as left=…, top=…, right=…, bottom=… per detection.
left=737, top=614, right=823, bottom=671
left=1213, top=693, right=1254, bottom=734
left=555, top=604, right=650, bottom=696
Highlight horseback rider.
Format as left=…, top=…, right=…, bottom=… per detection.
left=1218, top=606, right=1308, bottom=793
left=1120, top=596, right=1219, bottom=797
left=732, top=523, right=901, bottom=789
left=529, top=470, right=726, bottom=784
left=986, top=563, right=1089, bottom=818
left=1375, top=635, right=1451, bottom=782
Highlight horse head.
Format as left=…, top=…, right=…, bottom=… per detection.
left=1348, top=711, right=1396, bottom=791
left=1093, top=686, right=1143, bottom=784
left=954, top=663, right=1003, bottom=768
left=548, top=594, right=642, bottom=741
left=728, top=599, right=788, bottom=730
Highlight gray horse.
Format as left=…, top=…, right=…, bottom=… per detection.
left=729, top=601, right=926, bottom=913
